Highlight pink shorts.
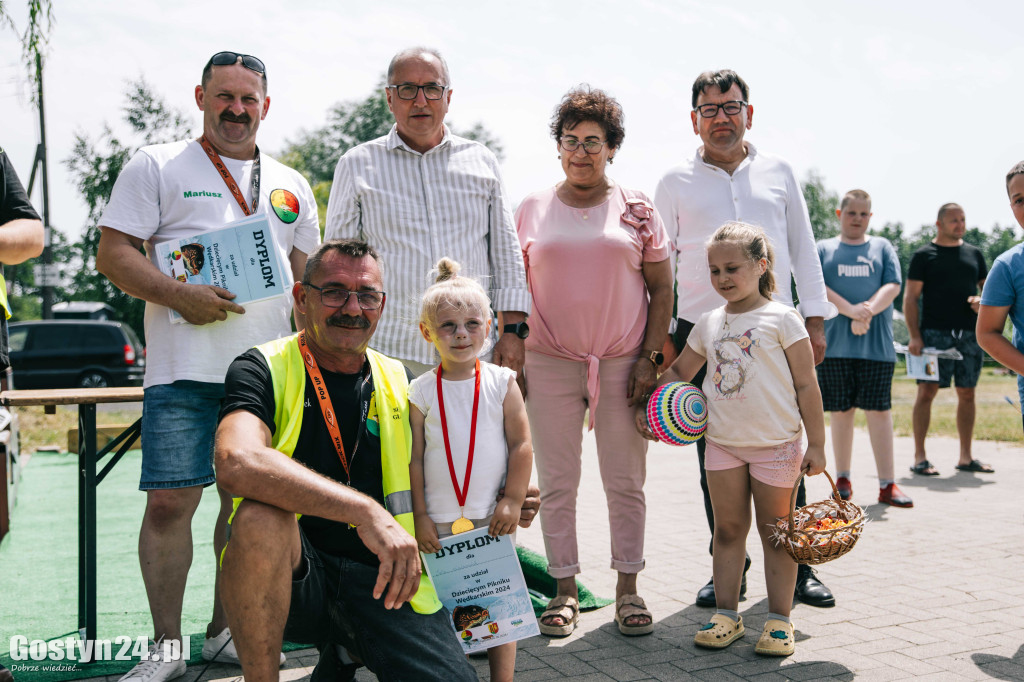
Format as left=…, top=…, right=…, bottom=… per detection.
left=704, top=438, right=804, bottom=488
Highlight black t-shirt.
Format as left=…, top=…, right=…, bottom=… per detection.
left=907, top=242, right=988, bottom=330
left=0, top=148, right=41, bottom=371
left=221, top=348, right=412, bottom=565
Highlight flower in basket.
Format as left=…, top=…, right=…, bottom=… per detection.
left=621, top=200, right=654, bottom=229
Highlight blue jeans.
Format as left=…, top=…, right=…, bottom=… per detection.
left=140, top=380, right=224, bottom=490
left=286, top=527, right=476, bottom=682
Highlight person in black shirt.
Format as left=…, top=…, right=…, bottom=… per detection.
left=0, top=147, right=45, bottom=376
left=905, top=203, right=992, bottom=476
left=0, top=144, right=43, bottom=682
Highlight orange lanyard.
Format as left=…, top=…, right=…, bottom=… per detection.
left=437, top=360, right=481, bottom=508
left=197, top=135, right=261, bottom=216
left=297, top=331, right=353, bottom=482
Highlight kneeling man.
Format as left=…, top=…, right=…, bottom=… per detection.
left=216, top=240, right=481, bottom=681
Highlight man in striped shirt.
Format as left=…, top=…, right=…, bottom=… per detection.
left=325, top=47, right=530, bottom=376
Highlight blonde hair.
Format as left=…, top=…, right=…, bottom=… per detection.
left=420, top=257, right=492, bottom=328
left=708, top=221, right=776, bottom=299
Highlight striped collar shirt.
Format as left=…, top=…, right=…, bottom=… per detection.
left=325, top=125, right=530, bottom=365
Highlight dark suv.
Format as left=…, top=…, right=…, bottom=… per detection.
left=8, top=320, right=145, bottom=389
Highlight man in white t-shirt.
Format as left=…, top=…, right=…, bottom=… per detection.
left=655, top=69, right=836, bottom=611
left=96, top=52, right=320, bottom=682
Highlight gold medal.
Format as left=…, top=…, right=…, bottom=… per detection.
left=451, top=516, right=475, bottom=534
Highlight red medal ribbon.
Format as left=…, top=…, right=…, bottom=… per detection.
left=197, top=135, right=261, bottom=216
left=297, top=331, right=351, bottom=481
left=437, top=359, right=481, bottom=508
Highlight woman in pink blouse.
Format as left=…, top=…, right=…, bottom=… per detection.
left=515, top=86, right=673, bottom=637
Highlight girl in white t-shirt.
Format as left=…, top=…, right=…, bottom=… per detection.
left=409, top=258, right=533, bottom=682
left=637, top=222, right=826, bottom=657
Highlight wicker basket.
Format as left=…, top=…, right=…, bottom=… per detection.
left=772, top=471, right=865, bottom=565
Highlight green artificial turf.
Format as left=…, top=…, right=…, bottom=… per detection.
left=0, top=450, right=610, bottom=681
left=0, top=450, right=228, bottom=680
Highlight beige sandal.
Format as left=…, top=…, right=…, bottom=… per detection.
left=614, top=594, right=654, bottom=636
left=754, top=619, right=794, bottom=656
left=694, top=613, right=744, bottom=648
left=539, top=595, right=579, bottom=637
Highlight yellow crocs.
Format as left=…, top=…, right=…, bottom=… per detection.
left=754, top=618, right=794, bottom=656
left=694, top=613, right=744, bottom=648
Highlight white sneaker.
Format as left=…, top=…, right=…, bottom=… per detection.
left=202, top=627, right=286, bottom=666
left=118, top=641, right=186, bottom=682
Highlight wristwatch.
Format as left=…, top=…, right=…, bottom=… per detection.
left=503, top=322, right=530, bottom=339
left=644, top=349, right=664, bottom=366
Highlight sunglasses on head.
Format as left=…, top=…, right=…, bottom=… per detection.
left=206, top=51, right=266, bottom=75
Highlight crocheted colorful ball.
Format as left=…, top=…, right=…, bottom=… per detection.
left=646, top=382, right=707, bottom=446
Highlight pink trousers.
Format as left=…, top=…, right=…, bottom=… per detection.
left=525, top=350, right=648, bottom=578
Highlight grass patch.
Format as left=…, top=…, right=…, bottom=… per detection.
left=827, top=366, right=1021, bottom=442
left=15, top=405, right=142, bottom=454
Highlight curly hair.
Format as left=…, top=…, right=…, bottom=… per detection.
left=549, top=85, right=625, bottom=150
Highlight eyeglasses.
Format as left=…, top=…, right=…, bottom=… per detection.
left=303, top=284, right=386, bottom=310
left=694, top=100, right=746, bottom=118
left=206, top=51, right=266, bottom=75
left=387, top=84, right=448, bottom=100
left=559, top=137, right=606, bottom=154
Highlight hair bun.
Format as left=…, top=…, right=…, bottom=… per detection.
left=435, top=257, right=461, bottom=283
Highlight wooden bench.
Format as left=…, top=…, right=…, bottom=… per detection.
left=1, top=387, right=143, bottom=659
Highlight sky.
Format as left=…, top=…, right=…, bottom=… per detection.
left=2, top=0, right=1024, bottom=243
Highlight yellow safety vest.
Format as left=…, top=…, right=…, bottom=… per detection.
left=246, top=333, right=441, bottom=614
left=0, top=272, right=11, bottom=319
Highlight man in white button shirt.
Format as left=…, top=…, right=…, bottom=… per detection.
left=655, top=69, right=837, bottom=610
left=325, top=47, right=530, bottom=376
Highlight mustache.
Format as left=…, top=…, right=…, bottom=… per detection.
left=220, top=111, right=251, bottom=123
left=327, top=314, right=370, bottom=329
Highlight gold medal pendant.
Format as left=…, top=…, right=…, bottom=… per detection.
left=451, top=516, right=474, bottom=534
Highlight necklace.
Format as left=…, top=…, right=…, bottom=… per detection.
left=722, top=310, right=737, bottom=333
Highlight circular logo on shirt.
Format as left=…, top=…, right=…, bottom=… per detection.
left=270, top=189, right=299, bottom=224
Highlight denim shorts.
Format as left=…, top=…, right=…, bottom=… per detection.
left=140, top=380, right=224, bottom=490
left=285, top=527, right=476, bottom=681
left=919, top=329, right=984, bottom=389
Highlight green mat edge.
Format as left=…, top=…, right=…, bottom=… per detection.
left=1, top=545, right=611, bottom=681
left=515, top=544, right=614, bottom=615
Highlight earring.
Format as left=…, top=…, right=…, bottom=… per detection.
left=557, top=154, right=562, bottom=159
left=608, top=157, right=614, bottom=164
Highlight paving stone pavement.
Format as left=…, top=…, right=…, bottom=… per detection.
left=80, top=428, right=1023, bottom=681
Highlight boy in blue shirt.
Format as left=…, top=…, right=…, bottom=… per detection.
left=977, top=161, right=1024, bottom=433
left=816, top=190, right=912, bottom=507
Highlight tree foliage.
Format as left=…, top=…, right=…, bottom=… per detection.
left=279, top=75, right=505, bottom=232
left=801, top=169, right=840, bottom=241
left=804, top=171, right=1023, bottom=312
left=58, top=79, right=192, bottom=340
left=0, top=0, right=54, bottom=100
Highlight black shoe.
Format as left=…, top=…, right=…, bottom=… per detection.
left=794, top=565, right=835, bottom=607
left=695, top=576, right=716, bottom=607
left=695, top=570, right=748, bottom=607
